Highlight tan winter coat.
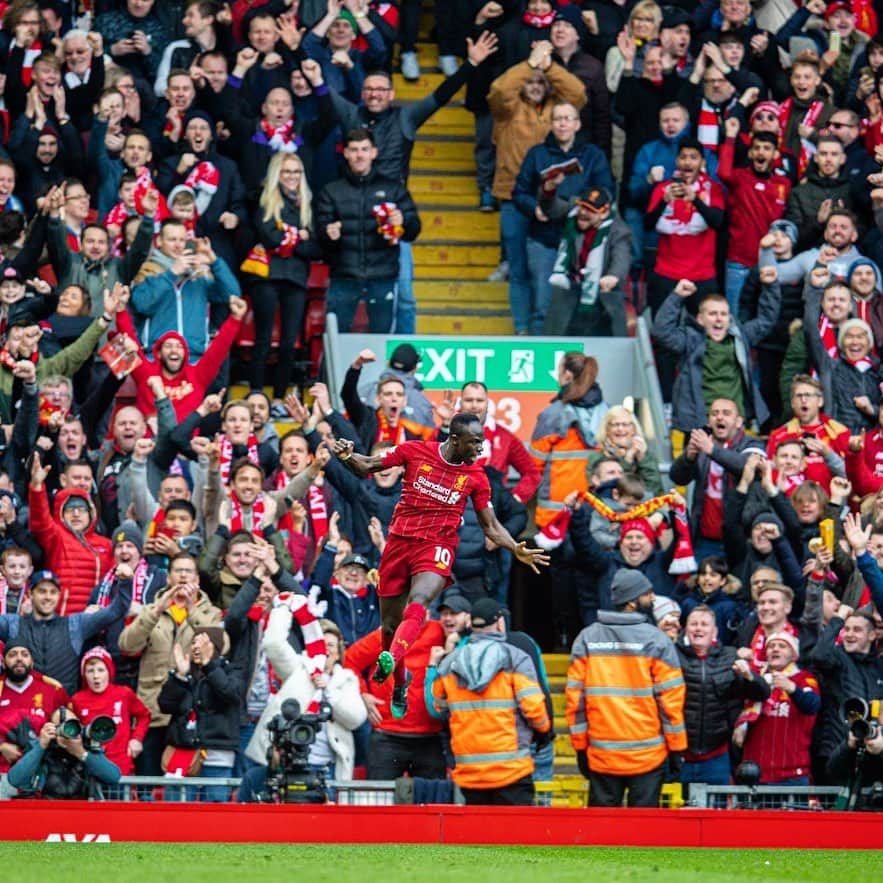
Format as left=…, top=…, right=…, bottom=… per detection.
left=488, top=61, right=587, bottom=201
left=118, top=585, right=223, bottom=727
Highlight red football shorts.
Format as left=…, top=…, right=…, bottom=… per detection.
left=377, top=533, right=457, bottom=598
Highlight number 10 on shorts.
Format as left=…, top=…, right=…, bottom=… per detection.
left=434, top=546, right=452, bottom=569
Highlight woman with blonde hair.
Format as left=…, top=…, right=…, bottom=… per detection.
left=605, top=0, right=663, bottom=92
left=248, top=151, right=321, bottom=411
left=591, top=404, right=664, bottom=494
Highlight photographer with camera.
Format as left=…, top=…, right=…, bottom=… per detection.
left=6, top=706, right=121, bottom=799
left=811, top=604, right=883, bottom=784
left=157, top=627, right=242, bottom=802
left=238, top=597, right=366, bottom=803
left=827, top=700, right=883, bottom=808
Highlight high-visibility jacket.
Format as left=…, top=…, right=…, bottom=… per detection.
left=528, top=391, right=608, bottom=528
left=566, top=610, right=687, bottom=776
left=430, top=632, right=550, bottom=789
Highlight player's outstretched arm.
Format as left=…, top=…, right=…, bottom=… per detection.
left=332, top=437, right=386, bottom=477
left=477, top=507, right=550, bottom=574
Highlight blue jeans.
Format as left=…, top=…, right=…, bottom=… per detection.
left=725, top=260, right=751, bottom=315
left=327, top=278, right=397, bottom=333
left=681, top=751, right=731, bottom=785
left=526, top=238, right=557, bottom=335
left=624, top=206, right=645, bottom=272
left=183, top=764, right=234, bottom=803
left=501, top=201, right=531, bottom=333
left=395, top=241, right=416, bottom=333
left=234, top=722, right=260, bottom=777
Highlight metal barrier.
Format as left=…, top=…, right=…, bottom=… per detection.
left=688, top=784, right=843, bottom=810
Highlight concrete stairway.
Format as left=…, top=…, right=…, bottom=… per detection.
left=397, top=45, right=514, bottom=336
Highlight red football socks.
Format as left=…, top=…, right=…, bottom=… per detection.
left=391, top=602, right=426, bottom=686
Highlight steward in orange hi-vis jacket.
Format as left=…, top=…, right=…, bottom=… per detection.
left=566, top=569, right=687, bottom=807
left=430, top=600, right=551, bottom=805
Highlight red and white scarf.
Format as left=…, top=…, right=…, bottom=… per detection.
left=522, top=8, right=556, bottom=27
left=697, top=98, right=724, bottom=153
left=657, top=173, right=714, bottom=232
left=277, top=591, right=327, bottom=713
left=818, top=314, right=839, bottom=359
left=748, top=620, right=800, bottom=671
left=96, top=557, right=150, bottom=607
left=846, top=355, right=873, bottom=372
left=218, top=432, right=259, bottom=485
left=183, top=160, right=220, bottom=215
left=260, top=117, right=299, bottom=153
left=230, top=491, right=266, bottom=537
left=372, top=202, right=404, bottom=245
left=774, top=469, right=806, bottom=496
left=273, top=223, right=300, bottom=258
left=0, top=348, right=37, bottom=371
left=779, top=97, right=824, bottom=177
left=307, top=485, right=329, bottom=545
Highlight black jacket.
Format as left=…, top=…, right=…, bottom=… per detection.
left=810, top=616, right=883, bottom=758
left=315, top=167, right=420, bottom=281
left=158, top=656, right=244, bottom=751
left=251, top=190, right=322, bottom=287
left=676, top=641, right=769, bottom=756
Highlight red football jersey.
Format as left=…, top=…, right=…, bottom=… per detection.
left=380, top=441, right=492, bottom=542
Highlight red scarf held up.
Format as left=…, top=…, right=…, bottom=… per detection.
left=230, top=491, right=265, bottom=537
left=779, top=97, right=824, bottom=178
left=218, top=433, right=259, bottom=485
left=522, top=8, right=556, bottom=26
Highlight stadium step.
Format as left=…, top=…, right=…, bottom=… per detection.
left=415, top=280, right=508, bottom=306
left=419, top=207, right=499, bottom=242
left=409, top=172, right=479, bottom=206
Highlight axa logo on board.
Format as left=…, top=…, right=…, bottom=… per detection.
left=44, top=833, right=112, bottom=842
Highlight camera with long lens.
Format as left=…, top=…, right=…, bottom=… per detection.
left=263, top=698, right=332, bottom=804
left=56, top=708, right=118, bottom=750
left=843, top=698, right=881, bottom=742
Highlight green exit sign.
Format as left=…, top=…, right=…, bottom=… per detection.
left=386, top=339, right=587, bottom=391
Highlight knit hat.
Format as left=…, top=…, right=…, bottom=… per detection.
left=766, top=630, right=800, bottom=657
left=661, top=8, right=692, bottom=29
left=2, top=637, right=32, bottom=658
left=553, top=5, right=588, bottom=41
left=750, top=510, right=783, bottom=532
left=80, top=645, right=116, bottom=683
left=193, top=626, right=226, bottom=657
left=113, top=519, right=143, bottom=555
left=768, top=218, right=798, bottom=245
left=336, top=7, right=358, bottom=31
left=848, top=257, right=881, bottom=288
left=438, top=593, right=471, bottom=614
left=824, top=0, right=851, bottom=18
left=389, top=343, right=420, bottom=371
left=167, top=184, right=196, bottom=207
left=837, top=317, right=873, bottom=349
left=610, top=569, right=653, bottom=606
left=470, top=598, right=505, bottom=629
left=620, top=517, right=656, bottom=545
left=653, top=595, right=681, bottom=624
left=183, top=108, right=214, bottom=131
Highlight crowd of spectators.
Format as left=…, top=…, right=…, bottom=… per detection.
left=0, top=0, right=879, bottom=809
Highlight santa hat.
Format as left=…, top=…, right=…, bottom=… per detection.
left=80, top=645, right=116, bottom=683
left=749, top=100, right=781, bottom=126
left=534, top=507, right=573, bottom=550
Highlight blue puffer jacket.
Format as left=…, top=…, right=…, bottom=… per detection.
left=628, top=123, right=719, bottom=209
left=513, top=133, right=614, bottom=248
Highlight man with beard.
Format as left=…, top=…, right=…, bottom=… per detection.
left=0, top=640, right=68, bottom=774
left=566, top=570, right=686, bottom=807
left=0, top=567, right=132, bottom=694
left=118, top=294, right=247, bottom=420
left=785, top=136, right=852, bottom=250
left=669, top=398, right=753, bottom=558
left=717, top=117, right=791, bottom=311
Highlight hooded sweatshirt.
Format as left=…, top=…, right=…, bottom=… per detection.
left=28, top=486, right=113, bottom=615
left=115, top=309, right=242, bottom=419
left=70, top=647, right=151, bottom=775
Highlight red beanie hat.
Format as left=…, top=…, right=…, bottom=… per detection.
left=619, top=518, right=656, bottom=545
left=80, top=646, right=116, bottom=684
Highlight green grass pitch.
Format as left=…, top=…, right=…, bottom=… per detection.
left=4, top=844, right=883, bottom=882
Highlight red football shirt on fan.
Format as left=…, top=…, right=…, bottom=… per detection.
left=379, top=441, right=492, bottom=542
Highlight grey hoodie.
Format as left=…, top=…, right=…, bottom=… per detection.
left=443, top=631, right=538, bottom=692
